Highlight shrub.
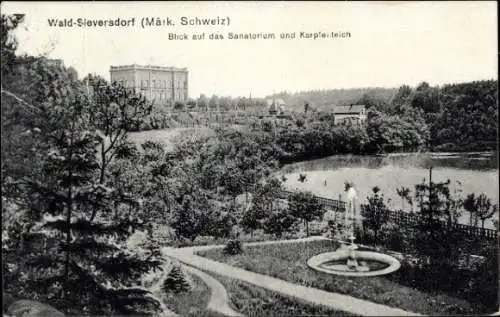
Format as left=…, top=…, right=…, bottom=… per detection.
left=356, top=225, right=374, bottom=245
left=174, top=101, right=186, bottom=111
left=223, top=239, right=243, bottom=255
left=380, top=222, right=409, bottom=252
left=361, top=187, right=390, bottom=243
left=463, top=245, right=499, bottom=310
left=162, top=265, right=191, bottom=293
left=263, top=211, right=298, bottom=238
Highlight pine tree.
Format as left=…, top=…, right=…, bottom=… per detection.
left=2, top=17, right=163, bottom=316
left=84, top=74, right=153, bottom=221
left=411, top=167, right=464, bottom=291
left=11, top=60, right=162, bottom=315
left=162, top=264, right=191, bottom=293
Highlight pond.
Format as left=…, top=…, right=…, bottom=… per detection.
left=281, top=152, right=499, bottom=229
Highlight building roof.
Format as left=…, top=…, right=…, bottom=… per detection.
left=110, top=64, right=188, bottom=72
left=332, top=104, right=365, bottom=114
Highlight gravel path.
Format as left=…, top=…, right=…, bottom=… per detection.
left=184, top=265, right=243, bottom=316
left=162, top=236, right=423, bottom=316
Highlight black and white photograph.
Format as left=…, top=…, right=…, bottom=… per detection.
left=1, top=1, right=498, bottom=316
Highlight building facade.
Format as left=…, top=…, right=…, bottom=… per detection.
left=109, top=64, right=188, bottom=107
left=332, top=104, right=367, bottom=125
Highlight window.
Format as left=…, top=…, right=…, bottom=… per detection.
left=152, top=80, right=156, bottom=88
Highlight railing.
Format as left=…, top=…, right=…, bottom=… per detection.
left=360, top=205, right=498, bottom=241
left=278, top=189, right=497, bottom=241
left=278, top=190, right=346, bottom=211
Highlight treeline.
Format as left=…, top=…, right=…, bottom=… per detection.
left=251, top=109, right=428, bottom=162
left=165, top=94, right=268, bottom=112
left=263, top=80, right=498, bottom=157
left=432, top=81, right=498, bottom=151
left=383, top=81, right=498, bottom=152
left=147, top=79, right=497, bottom=154
left=268, top=87, right=397, bottom=110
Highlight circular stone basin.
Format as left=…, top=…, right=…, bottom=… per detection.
left=307, top=250, right=401, bottom=277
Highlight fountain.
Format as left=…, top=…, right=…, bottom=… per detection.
left=307, top=183, right=401, bottom=277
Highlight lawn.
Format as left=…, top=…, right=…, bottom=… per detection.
left=207, top=271, right=357, bottom=317
left=161, top=273, right=225, bottom=317
left=160, top=264, right=355, bottom=316
left=128, top=127, right=215, bottom=151
left=197, top=239, right=481, bottom=315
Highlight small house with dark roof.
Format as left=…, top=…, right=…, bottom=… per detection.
left=332, top=104, right=366, bottom=125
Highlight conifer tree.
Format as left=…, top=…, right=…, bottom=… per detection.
left=162, top=264, right=191, bottom=293
left=2, top=57, right=164, bottom=315
left=84, top=75, right=153, bottom=221
left=411, top=168, right=463, bottom=286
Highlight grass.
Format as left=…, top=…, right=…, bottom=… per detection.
left=197, top=239, right=481, bottom=315
left=160, top=265, right=355, bottom=316
left=161, top=273, right=225, bottom=317
left=128, top=127, right=215, bottom=151
left=170, top=232, right=305, bottom=248
left=207, top=271, right=357, bottom=317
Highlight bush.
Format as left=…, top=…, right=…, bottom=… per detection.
left=263, top=211, right=298, bottom=238
left=380, top=222, right=410, bottom=253
left=162, top=265, right=191, bottom=293
left=361, top=187, right=390, bottom=244
left=463, top=246, right=499, bottom=310
left=223, top=239, right=243, bottom=255
left=174, top=101, right=186, bottom=111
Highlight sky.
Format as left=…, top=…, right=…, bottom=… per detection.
left=1, top=1, right=498, bottom=98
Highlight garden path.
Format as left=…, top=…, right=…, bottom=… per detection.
left=161, top=236, right=423, bottom=316
left=184, top=265, right=243, bottom=316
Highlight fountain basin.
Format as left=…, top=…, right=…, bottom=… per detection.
left=307, top=250, right=401, bottom=277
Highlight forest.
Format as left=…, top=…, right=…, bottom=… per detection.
left=268, top=80, right=498, bottom=156
left=153, top=81, right=497, bottom=155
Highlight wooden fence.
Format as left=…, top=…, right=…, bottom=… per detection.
left=360, top=205, right=498, bottom=241
left=278, top=190, right=346, bottom=211
left=278, top=189, right=497, bottom=241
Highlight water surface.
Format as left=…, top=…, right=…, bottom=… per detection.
left=281, top=152, right=499, bottom=229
